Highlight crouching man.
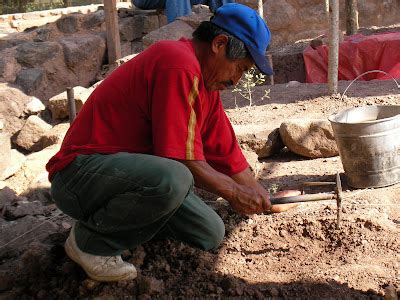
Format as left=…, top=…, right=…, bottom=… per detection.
left=47, top=3, right=298, bottom=282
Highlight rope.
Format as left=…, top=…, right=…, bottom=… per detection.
left=0, top=211, right=63, bottom=250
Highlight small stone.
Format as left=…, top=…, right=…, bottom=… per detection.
left=137, top=276, right=164, bottom=295
left=36, top=289, right=48, bottom=299
left=0, top=271, right=15, bottom=292
left=62, top=222, right=72, bottom=230
left=121, top=249, right=132, bottom=260
left=279, top=230, right=287, bottom=237
left=247, top=218, right=254, bottom=225
left=129, top=245, right=146, bottom=267
left=269, top=287, right=279, bottom=297
left=285, top=80, right=301, bottom=88
left=207, top=283, right=215, bottom=292
left=164, top=263, right=170, bottom=273
left=384, top=285, right=397, bottom=300
left=83, top=279, right=100, bottom=291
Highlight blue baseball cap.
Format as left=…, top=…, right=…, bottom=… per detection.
left=210, top=3, right=273, bottom=75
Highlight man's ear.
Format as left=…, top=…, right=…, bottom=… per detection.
left=211, top=34, right=229, bottom=54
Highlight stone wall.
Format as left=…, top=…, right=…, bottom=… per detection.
left=0, top=4, right=103, bottom=36
left=260, top=0, right=400, bottom=46
left=1, top=1, right=399, bottom=45
left=0, top=1, right=399, bottom=100
left=0, top=4, right=167, bottom=101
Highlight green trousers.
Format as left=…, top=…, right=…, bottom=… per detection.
left=51, top=153, right=225, bottom=256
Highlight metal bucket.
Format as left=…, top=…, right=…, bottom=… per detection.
left=329, top=105, right=400, bottom=188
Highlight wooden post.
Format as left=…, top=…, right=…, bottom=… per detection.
left=324, top=0, right=329, bottom=16
left=267, top=54, right=274, bottom=85
left=66, top=87, right=76, bottom=124
left=346, top=0, right=359, bottom=35
left=104, top=0, right=121, bottom=64
left=328, top=0, right=339, bottom=94
left=257, top=0, right=263, bottom=19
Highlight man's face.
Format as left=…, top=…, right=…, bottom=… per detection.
left=201, top=35, right=255, bottom=91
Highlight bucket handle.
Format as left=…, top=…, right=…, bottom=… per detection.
left=339, top=70, right=400, bottom=103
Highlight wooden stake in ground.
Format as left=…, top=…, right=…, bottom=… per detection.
left=256, top=1, right=274, bottom=85
left=324, top=0, right=329, bottom=16
left=346, top=0, right=359, bottom=35
left=104, top=0, right=121, bottom=64
left=328, top=0, right=339, bottom=94
left=257, top=0, right=263, bottom=19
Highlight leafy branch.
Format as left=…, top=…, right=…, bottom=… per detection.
left=232, top=67, right=270, bottom=107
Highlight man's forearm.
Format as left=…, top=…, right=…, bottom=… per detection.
left=177, top=160, right=270, bottom=214
left=178, top=160, right=237, bottom=201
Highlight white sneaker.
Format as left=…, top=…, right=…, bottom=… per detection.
left=64, top=225, right=137, bottom=282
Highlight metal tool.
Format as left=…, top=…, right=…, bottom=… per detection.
left=270, top=172, right=343, bottom=229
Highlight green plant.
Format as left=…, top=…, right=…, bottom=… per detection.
left=268, top=183, right=280, bottom=194
left=232, top=67, right=270, bottom=107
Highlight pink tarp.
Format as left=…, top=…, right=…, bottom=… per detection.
left=304, top=32, right=400, bottom=83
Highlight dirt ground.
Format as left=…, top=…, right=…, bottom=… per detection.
left=0, top=78, right=399, bottom=299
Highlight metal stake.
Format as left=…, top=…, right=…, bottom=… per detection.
left=67, top=87, right=76, bottom=124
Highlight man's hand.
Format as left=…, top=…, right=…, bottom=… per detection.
left=229, top=186, right=301, bottom=215
left=269, top=190, right=301, bottom=213
left=228, top=184, right=270, bottom=215
left=178, top=161, right=300, bottom=215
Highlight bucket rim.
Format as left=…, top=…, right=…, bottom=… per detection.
left=328, top=105, right=400, bottom=125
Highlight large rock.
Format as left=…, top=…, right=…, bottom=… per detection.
left=38, top=123, right=70, bottom=149
left=0, top=52, right=21, bottom=83
left=48, top=86, right=93, bottom=120
left=176, top=7, right=212, bottom=29
left=265, top=1, right=296, bottom=31
left=0, top=133, right=11, bottom=178
left=5, top=144, right=59, bottom=194
left=279, top=119, right=338, bottom=158
left=119, top=15, right=148, bottom=41
left=142, top=20, right=194, bottom=48
left=33, top=28, right=53, bottom=42
left=5, top=200, right=49, bottom=220
left=15, top=68, right=45, bottom=94
left=58, top=34, right=106, bottom=87
left=0, top=83, right=31, bottom=135
left=56, top=14, right=79, bottom=34
left=0, top=215, right=58, bottom=252
left=14, top=115, right=52, bottom=151
left=0, top=149, right=26, bottom=181
left=0, top=39, right=26, bottom=51
left=82, top=10, right=105, bottom=29
left=257, top=128, right=285, bottom=158
left=0, top=187, right=25, bottom=211
left=59, top=34, right=106, bottom=69
left=24, top=96, right=45, bottom=115
left=15, top=42, right=62, bottom=67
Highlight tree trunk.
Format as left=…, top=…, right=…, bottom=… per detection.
left=63, top=0, right=72, bottom=8
left=346, top=0, right=359, bottom=35
left=328, top=0, right=339, bottom=94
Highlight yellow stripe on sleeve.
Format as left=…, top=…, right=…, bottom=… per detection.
left=186, top=76, right=199, bottom=160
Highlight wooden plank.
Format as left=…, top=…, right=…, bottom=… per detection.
left=104, top=0, right=121, bottom=64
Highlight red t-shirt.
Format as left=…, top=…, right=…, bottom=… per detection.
left=46, top=38, right=248, bottom=180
